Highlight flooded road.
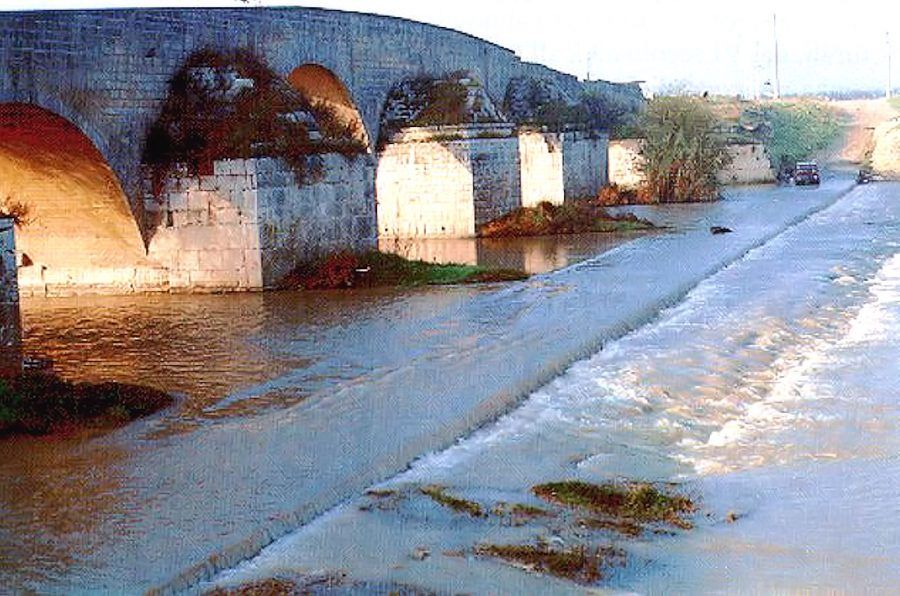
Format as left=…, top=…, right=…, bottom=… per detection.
left=0, top=178, right=864, bottom=592
left=215, top=182, right=900, bottom=594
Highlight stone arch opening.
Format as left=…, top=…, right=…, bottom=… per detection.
left=287, top=64, right=370, bottom=149
left=0, top=103, right=149, bottom=279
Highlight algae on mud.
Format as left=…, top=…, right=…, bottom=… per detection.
left=419, top=485, right=486, bottom=518
left=533, top=481, right=695, bottom=529
left=474, top=543, right=625, bottom=585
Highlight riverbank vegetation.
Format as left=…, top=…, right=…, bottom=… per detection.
left=0, top=373, right=172, bottom=438
left=638, top=96, right=732, bottom=202
left=280, top=250, right=527, bottom=291
left=751, top=101, right=842, bottom=171
left=478, top=200, right=655, bottom=238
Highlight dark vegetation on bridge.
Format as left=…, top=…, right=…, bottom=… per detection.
left=377, top=71, right=642, bottom=148
left=143, top=48, right=368, bottom=197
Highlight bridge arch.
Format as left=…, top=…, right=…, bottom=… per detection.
left=287, top=64, right=371, bottom=150
left=0, top=103, right=148, bottom=276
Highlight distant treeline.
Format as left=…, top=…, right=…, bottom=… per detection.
left=805, top=89, right=899, bottom=101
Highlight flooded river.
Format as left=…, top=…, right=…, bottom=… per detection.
left=6, top=178, right=895, bottom=593
left=217, top=182, right=900, bottom=594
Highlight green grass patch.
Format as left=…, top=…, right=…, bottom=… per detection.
left=741, top=100, right=842, bottom=171
left=420, top=485, right=485, bottom=518
left=509, top=503, right=553, bottom=518
left=533, top=481, right=695, bottom=529
left=478, top=200, right=655, bottom=238
left=0, top=373, right=172, bottom=438
left=474, top=543, right=623, bottom=584
left=280, top=250, right=527, bottom=291
left=889, top=97, right=900, bottom=112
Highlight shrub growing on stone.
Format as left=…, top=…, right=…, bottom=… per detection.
left=143, top=48, right=366, bottom=195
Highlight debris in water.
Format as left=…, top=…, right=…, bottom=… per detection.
left=474, top=543, right=624, bottom=584
left=533, top=480, right=695, bottom=529
left=419, top=485, right=485, bottom=518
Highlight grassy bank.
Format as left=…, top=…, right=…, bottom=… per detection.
left=760, top=101, right=842, bottom=170
left=478, top=200, right=654, bottom=238
left=280, top=250, right=527, bottom=291
left=0, top=373, right=173, bottom=438
left=719, top=98, right=843, bottom=170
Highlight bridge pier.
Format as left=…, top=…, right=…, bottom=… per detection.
left=0, top=217, right=22, bottom=377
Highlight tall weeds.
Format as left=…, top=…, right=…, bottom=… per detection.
left=639, top=97, right=730, bottom=202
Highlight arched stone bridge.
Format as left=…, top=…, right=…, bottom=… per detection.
left=0, top=7, right=641, bottom=295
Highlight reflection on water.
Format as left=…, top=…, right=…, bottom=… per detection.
left=19, top=287, right=480, bottom=433
left=378, top=231, right=648, bottom=274
left=18, top=233, right=644, bottom=434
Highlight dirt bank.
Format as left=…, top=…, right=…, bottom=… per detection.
left=831, top=99, right=900, bottom=171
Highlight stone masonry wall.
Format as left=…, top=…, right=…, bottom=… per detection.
left=518, top=131, right=565, bottom=207
left=377, top=126, right=611, bottom=239
left=471, top=136, right=522, bottom=225
left=608, top=138, right=646, bottom=190
left=610, top=139, right=775, bottom=189
left=0, top=6, right=610, bottom=215
left=146, top=160, right=263, bottom=292
left=717, top=143, right=775, bottom=185
left=256, top=155, right=377, bottom=284
left=0, top=218, right=21, bottom=376
left=146, top=155, right=376, bottom=290
left=375, top=125, right=522, bottom=238
left=376, top=138, right=478, bottom=239
left=562, top=132, right=609, bottom=200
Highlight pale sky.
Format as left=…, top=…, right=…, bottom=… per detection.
left=1, top=0, right=897, bottom=95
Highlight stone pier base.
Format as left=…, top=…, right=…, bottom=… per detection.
left=0, top=218, right=21, bottom=377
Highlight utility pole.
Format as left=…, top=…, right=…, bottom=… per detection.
left=773, top=13, right=782, bottom=99
left=888, top=32, right=893, bottom=100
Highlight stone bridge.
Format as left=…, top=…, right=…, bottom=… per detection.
left=0, top=7, right=642, bottom=295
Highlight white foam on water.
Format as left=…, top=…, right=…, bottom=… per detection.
left=682, top=251, right=900, bottom=476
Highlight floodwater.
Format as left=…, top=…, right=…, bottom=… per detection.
left=4, top=177, right=890, bottom=593
left=216, top=182, right=900, bottom=594
left=378, top=231, right=649, bottom=275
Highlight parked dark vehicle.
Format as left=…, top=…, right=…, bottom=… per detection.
left=794, top=162, right=821, bottom=186
left=857, top=168, right=874, bottom=184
